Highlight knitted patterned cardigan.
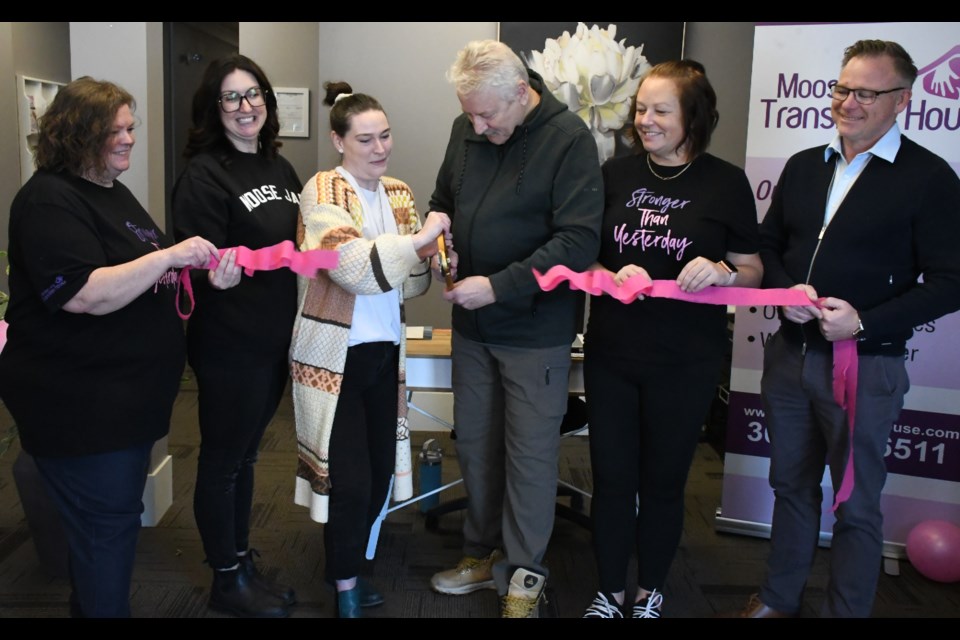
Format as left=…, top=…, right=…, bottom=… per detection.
left=291, top=170, right=430, bottom=523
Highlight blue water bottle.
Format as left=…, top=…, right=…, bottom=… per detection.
left=418, top=439, right=443, bottom=513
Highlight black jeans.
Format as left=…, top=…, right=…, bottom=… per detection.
left=324, top=341, right=399, bottom=582
left=192, top=356, right=289, bottom=569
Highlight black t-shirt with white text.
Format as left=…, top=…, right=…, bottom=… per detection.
left=172, top=150, right=301, bottom=367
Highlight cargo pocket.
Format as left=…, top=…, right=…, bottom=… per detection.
left=538, top=355, right=572, bottom=420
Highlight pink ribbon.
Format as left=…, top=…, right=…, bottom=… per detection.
left=177, top=240, right=339, bottom=320
left=534, top=265, right=858, bottom=510
left=534, top=264, right=814, bottom=307
left=830, top=339, right=858, bottom=510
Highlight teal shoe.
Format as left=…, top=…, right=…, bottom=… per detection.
left=337, top=587, right=362, bottom=618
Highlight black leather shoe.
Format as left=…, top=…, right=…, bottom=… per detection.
left=209, top=566, right=289, bottom=618
left=239, top=549, right=296, bottom=606
left=357, top=578, right=384, bottom=608
left=337, top=587, right=362, bottom=618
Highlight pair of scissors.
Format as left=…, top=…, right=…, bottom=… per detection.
left=437, top=235, right=454, bottom=291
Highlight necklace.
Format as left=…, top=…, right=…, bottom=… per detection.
left=646, top=154, right=693, bottom=181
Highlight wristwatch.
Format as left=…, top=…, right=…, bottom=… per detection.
left=717, top=260, right=738, bottom=285
left=852, top=316, right=866, bottom=341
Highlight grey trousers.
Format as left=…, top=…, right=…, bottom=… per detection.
left=451, top=330, right=571, bottom=594
left=759, top=331, right=909, bottom=617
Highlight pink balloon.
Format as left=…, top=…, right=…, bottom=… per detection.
left=906, top=520, right=960, bottom=583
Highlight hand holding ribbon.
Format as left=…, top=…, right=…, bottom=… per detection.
left=533, top=264, right=813, bottom=308
left=177, top=240, right=339, bottom=320
left=206, top=239, right=338, bottom=278
left=533, top=264, right=859, bottom=511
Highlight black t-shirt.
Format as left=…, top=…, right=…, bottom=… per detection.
left=586, top=153, right=759, bottom=364
left=172, top=150, right=301, bottom=367
left=0, top=171, right=186, bottom=457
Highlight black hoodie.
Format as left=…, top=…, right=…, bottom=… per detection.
left=429, top=70, right=603, bottom=348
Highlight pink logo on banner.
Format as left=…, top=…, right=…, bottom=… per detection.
left=918, top=45, right=960, bottom=100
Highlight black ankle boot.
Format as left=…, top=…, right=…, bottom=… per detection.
left=209, top=566, right=289, bottom=618
left=238, top=549, right=296, bottom=606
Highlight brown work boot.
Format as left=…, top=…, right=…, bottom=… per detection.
left=721, top=593, right=796, bottom=618
left=431, top=549, right=503, bottom=595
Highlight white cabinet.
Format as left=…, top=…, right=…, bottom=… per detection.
left=16, top=76, right=65, bottom=186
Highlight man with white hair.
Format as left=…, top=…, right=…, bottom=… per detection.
left=427, top=39, right=603, bottom=618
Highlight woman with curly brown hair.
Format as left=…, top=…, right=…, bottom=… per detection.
left=0, top=76, right=218, bottom=618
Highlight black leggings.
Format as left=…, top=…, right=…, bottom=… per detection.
left=324, top=342, right=399, bottom=582
left=192, top=356, right=289, bottom=569
left=584, top=352, right=722, bottom=593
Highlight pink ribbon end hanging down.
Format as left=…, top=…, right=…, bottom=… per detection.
left=534, top=265, right=860, bottom=510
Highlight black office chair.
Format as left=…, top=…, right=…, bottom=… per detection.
left=423, top=395, right=592, bottom=531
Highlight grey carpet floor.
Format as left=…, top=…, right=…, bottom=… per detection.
left=1, top=373, right=958, bottom=619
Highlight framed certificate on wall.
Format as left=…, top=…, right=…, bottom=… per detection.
left=275, top=87, right=309, bottom=138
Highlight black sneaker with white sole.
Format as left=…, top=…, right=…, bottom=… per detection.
left=582, top=591, right=626, bottom=618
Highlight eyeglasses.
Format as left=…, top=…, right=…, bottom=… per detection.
left=218, top=87, right=267, bottom=113
left=830, top=84, right=906, bottom=105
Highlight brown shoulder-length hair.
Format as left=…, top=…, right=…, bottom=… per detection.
left=626, top=59, right=719, bottom=160
left=34, top=76, right=136, bottom=177
left=183, top=54, right=282, bottom=160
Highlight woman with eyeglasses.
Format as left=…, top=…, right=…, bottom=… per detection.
left=172, top=54, right=302, bottom=618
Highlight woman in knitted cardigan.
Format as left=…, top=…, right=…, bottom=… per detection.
left=289, top=81, right=450, bottom=618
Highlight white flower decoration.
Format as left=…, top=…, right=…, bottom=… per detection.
left=524, top=23, right=650, bottom=163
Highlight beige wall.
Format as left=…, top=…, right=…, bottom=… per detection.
left=11, top=22, right=71, bottom=82
left=0, top=21, right=757, bottom=328
left=0, top=23, right=18, bottom=292
left=685, top=21, right=755, bottom=167
left=240, top=22, right=320, bottom=186
left=316, top=22, right=497, bottom=327
left=70, top=22, right=167, bottom=229
left=0, top=21, right=72, bottom=294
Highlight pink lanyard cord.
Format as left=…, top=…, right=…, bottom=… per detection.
left=534, top=265, right=858, bottom=510
left=176, top=240, right=339, bottom=320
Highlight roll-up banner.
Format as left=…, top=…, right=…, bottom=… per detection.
left=718, top=22, right=960, bottom=557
